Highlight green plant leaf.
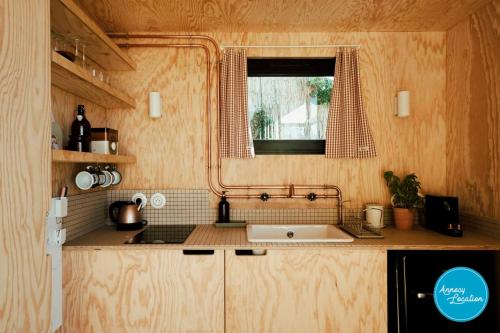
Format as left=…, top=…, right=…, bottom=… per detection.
left=383, top=171, right=423, bottom=208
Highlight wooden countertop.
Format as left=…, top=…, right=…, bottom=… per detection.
left=64, top=224, right=500, bottom=250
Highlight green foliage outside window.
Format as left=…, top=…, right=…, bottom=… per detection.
left=250, top=77, right=333, bottom=141
left=251, top=105, right=274, bottom=140
left=307, top=77, right=333, bottom=105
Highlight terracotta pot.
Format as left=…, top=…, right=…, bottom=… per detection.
left=393, top=208, right=415, bottom=230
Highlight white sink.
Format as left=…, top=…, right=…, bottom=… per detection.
left=246, top=224, right=354, bottom=243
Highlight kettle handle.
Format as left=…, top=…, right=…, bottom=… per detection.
left=109, top=201, right=126, bottom=223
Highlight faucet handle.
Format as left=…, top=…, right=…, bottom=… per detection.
left=260, top=193, right=270, bottom=201
left=306, top=193, right=317, bottom=201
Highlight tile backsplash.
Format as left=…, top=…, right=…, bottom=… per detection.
left=107, top=189, right=393, bottom=226
left=66, top=188, right=500, bottom=241
left=63, top=189, right=399, bottom=241
left=63, top=191, right=108, bottom=241
left=108, top=189, right=214, bottom=225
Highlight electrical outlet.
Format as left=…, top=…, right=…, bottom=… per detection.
left=132, top=192, right=148, bottom=208
left=151, top=193, right=166, bottom=209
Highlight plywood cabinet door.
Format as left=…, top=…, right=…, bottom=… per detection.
left=225, top=249, right=387, bottom=333
left=63, top=249, right=224, bottom=333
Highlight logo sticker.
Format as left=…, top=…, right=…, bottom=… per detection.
left=433, top=267, right=489, bottom=322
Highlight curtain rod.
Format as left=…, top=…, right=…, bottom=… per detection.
left=220, top=44, right=360, bottom=49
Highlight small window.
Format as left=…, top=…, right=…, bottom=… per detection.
left=248, top=58, right=335, bottom=155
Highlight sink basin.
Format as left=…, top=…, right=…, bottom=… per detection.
left=246, top=224, right=354, bottom=243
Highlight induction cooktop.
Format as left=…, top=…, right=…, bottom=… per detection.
left=125, top=225, right=196, bottom=244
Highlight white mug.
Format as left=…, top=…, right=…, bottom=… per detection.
left=100, top=170, right=114, bottom=187
left=75, top=170, right=98, bottom=190
left=365, top=204, right=384, bottom=228
left=110, top=169, right=121, bottom=185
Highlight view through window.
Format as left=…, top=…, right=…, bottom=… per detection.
left=248, top=76, right=333, bottom=140
left=247, top=58, right=334, bottom=154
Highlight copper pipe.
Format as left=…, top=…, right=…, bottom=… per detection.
left=218, top=184, right=290, bottom=190
left=116, top=34, right=227, bottom=192
left=112, top=34, right=343, bottom=216
left=109, top=33, right=221, bottom=114
left=115, top=41, right=222, bottom=197
left=228, top=194, right=290, bottom=199
left=111, top=35, right=339, bottom=191
left=294, top=185, right=342, bottom=190
left=111, top=33, right=235, bottom=192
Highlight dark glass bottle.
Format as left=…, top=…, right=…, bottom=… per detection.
left=218, top=191, right=230, bottom=223
left=69, top=105, right=91, bottom=152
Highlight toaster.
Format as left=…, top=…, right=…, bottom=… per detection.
left=423, top=195, right=462, bottom=237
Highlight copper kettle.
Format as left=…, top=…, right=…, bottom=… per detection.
left=109, top=201, right=147, bottom=230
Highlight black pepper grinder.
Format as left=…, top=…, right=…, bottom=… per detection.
left=68, top=105, right=91, bottom=152
left=218, top=191, right=230, bottom=223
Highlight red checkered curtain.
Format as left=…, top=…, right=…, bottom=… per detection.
left=325, top=48, right=377, bottom=158
left=220, top=49, right=255, bottom=159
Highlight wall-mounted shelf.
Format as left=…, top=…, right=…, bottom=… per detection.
left=51, top=51, right=136, bottom=108
left=52, top=150, right=136, bottom=164
left=50, top=0, right=136, bottom=71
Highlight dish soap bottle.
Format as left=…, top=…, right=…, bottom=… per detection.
left=218, top=191, right=230, bottom=223
left=68, top=104, right=91, bottom=152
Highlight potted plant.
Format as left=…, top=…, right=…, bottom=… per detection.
left=383, top=171, right=423, bottom=230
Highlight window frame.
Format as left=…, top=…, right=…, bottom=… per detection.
left=253, top=139, right=326, bottom=155
left=247, top=57, right=335, bottom=155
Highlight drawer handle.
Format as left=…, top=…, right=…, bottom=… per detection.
left=182, top=249, right=214, bottom=255
left=235, top=249, right=267, bottom=256
left=416, top=292, right=433, bottom=299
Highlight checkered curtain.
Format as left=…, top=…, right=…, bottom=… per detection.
left=220, top=49, right=255, bottom=159
left=325, top=48, right=377, bottom=158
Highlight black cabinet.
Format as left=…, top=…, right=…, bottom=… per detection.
left=388, top=250, right=499, bottom=333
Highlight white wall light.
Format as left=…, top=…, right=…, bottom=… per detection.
left=394, top=91, right=410, bottom=118
left=149, top=92, right=162, bottom=118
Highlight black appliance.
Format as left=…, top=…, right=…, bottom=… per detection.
left=388, top=250, right=499, bottom=333
left=424, top=195, right=462, bottom=237
left=125, top=225, right=196, bottom=244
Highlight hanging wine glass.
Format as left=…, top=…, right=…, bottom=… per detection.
left=51, top=31, right=61, bottom=53
left=73, top=37, right=80, bottom=65
left=54, top=34, right=75, bottom=62
left=80, top=42, right=87, bottom=70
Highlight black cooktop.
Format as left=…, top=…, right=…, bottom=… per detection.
left=125, top=225, right=196, bottom=244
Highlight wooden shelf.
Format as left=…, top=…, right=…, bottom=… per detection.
left=52, top=150, right=136, bottom=164
left=51, top=51, right=136, bottom=108
left=50, top=0, right=136, bottom=71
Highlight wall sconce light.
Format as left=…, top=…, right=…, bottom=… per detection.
left=149, top=92, right=162, bottom=118
left=394, top=91, right=410, bottom=118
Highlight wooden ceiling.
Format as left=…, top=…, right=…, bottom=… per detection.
left=75, top=0, right=491, bottom=32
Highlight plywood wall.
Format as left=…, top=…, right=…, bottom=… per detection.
left=109, top=32, right=447, bottom=208
left=51, top=86, right=109, bottom=196
left=107, top=47, right=208, bottom=191
left=0, top=0, right=52, bottom=331
left=446, top=0, right=499, bottom=219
